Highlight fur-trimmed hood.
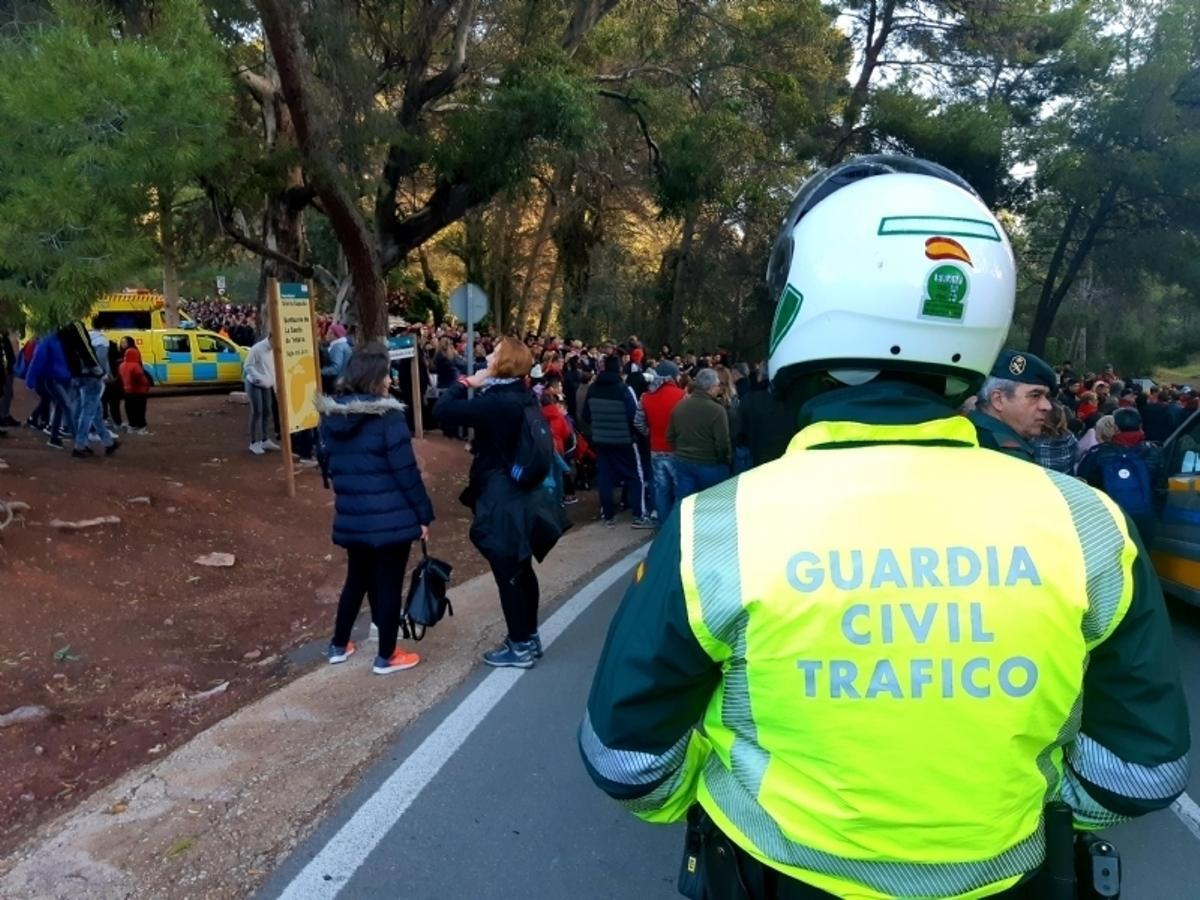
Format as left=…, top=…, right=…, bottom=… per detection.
left=317, top=393, right=406, bottom=437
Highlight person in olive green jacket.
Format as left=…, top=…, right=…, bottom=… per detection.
left=968, top=349, right=1055, bottom=462
left=667, top=368, right=730, bottom=503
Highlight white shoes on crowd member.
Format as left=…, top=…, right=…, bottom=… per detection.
left=261, top=439, right=281, bottom=451
left=249, top=441, right=265, bottom=455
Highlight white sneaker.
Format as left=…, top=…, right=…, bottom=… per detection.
left=249, top=441, right=265, bottom=455
left=261, top=439, right=281, bottom=451
left=368, top=622, right=379, bottom=642
left=296, top=458, right=319, bottom=470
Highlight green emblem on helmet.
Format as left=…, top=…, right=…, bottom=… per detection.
left=770, top=285, right=804, bottom=355
left=921, top=265, right=968, bottom=321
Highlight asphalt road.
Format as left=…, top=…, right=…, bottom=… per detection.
left=261, top=553, right=1200, bottom=900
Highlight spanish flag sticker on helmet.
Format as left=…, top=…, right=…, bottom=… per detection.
left=924, top=236, right=973, bottom=267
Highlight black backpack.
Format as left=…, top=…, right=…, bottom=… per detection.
left=509, top=401, right=556, bottom=490
left=401, top=541, right=454, bottom=641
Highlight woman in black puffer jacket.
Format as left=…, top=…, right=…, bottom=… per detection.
left=317, top=344, right=434, bottom=676
left=435, top=336, right=567, bottom=669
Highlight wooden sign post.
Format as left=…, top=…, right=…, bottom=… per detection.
left=387, top=333, right=423, bottom=439
left=268, top=279, right=321, bottom=498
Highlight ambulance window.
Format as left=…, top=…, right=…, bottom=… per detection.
left=162, top=334, right=191, bottom=355
left=196, top=335, right=219, bottom=353
left=93, top=311, right=151, bottom=330
left=1171, top=413, right=1200, bottom=475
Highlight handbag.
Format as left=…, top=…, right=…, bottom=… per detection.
left=402, top=540, right=454, bottom=641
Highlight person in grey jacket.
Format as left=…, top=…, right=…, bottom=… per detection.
left=582, top=354, right=652, bottom=528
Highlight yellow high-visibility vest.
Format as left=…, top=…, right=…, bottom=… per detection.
left=676, top=416, right=1136, bottom=899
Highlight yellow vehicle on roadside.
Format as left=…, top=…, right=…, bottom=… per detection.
left=1153, top=408, right=1200, bottom=607
left=91, top=290, right=248, bottom=388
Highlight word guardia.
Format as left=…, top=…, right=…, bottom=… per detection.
left=787, top=545, right=1041, bottom=593
left=790, top=545, right=1041, bottom=700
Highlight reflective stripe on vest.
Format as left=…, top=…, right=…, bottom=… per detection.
left=678, top=417, right=1137, bottom=899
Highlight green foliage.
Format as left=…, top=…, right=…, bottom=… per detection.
left=435, top=54, right=598, bottom=197
left=0, top=0, right=233, bottom=328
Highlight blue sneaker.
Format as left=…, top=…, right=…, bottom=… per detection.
left=528, top=633, right=544, bottom=659
left=483, top=638, right=535, bottom=669
left=328, top=641, right=356, bottom=664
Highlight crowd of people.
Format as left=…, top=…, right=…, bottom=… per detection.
left=0, top=323, right=154, bottom=458
left=963, top=354, right=1198, bottom=548
left=181, top=298, right=259, bottom=347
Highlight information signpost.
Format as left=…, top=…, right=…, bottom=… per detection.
left=449, top=282, right=488, bottom=395
left=387, top=333, right=423, bottom=439
left=268, top=279, right=320, bottom=497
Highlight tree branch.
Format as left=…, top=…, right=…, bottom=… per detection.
left=561, top=0, right=622, bottom=55
left=594, top=65, right=701, bottom=104
left=598, top=89, right=664, bottom=179
left=235, top=67, right=277, bottom=105
left=204, top=182, right=336, bottom=291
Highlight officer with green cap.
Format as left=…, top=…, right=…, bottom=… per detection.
left=969, top=348, right=1056, bottom=462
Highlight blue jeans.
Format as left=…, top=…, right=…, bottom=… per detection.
left=73, top=377, right=114, bottom=448
left=673, top=459, right=729, bottom=506
left=651, top=452, right=677, bottom=525
left=47, top=379, right=74, bottom=439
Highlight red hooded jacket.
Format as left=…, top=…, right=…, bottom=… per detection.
left=119, top=347, right=152, bottom=395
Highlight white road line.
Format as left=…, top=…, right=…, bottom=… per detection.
left=276, top=544, right=650, bottom=900
left=1172, top=792, right=1200, bottom=843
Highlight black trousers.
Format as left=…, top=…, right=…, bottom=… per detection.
left=490, top=555, right=539, bottom=642
left=698, top=819, right=1047, bottom=900
left=125, top=395, right=148, bottom=429
left=103, top=382, right=124, bottom=426
left=333, top=542, right=412, bottom=659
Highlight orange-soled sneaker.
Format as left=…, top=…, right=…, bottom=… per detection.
left=373, top=649, right=421, bottom=675
left=328, top=641, right=356, bottom=664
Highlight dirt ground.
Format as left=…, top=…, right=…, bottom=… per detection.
left=0, top=388, right=599, bottom=858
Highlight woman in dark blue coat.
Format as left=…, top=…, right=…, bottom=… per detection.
left=317, top=344, right=434, bottom=675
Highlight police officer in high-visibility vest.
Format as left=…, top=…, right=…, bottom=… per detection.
left=969, top=350, right=1056, bottom=463
left=579, top=156, right=1190, bottom=900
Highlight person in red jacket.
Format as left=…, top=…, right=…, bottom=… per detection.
left=540, top=392, right=577, bottom=504
left=635, top=360, right=686, bottom=527
left=117, top=338, right=153, bottom=434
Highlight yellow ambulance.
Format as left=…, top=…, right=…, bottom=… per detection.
left=91, top=291, right=247, bottom=388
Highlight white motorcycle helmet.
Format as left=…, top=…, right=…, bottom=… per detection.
left=765, top=155, right=1015, bottom=400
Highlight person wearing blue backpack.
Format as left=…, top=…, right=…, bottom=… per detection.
left=1076, top=407, right=1164, bottom=547
left=435, top=336, right=568, bottom=669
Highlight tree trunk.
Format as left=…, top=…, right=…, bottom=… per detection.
left=418, top=246, right=439, bottom=294
left=828, top=0, right=897, bottom=165
left=258, top=0, right=388, bottom=339
left=537, top=254, right=563, bottom=336
left=1028, top=183, right=1120, bottom=357
left=667, top=205, right=698, bottom=351
left=516, top=192, right=557, bottom=333
left=158, top=188, right=180, bottom=327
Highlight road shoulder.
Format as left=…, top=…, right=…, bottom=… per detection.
left=0, top=522, right=647, bottom=900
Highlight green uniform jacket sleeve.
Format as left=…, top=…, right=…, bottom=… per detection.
left=579, top=513, right=721, bottom=822
left=1061, top=514, right=1191, bottom=828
